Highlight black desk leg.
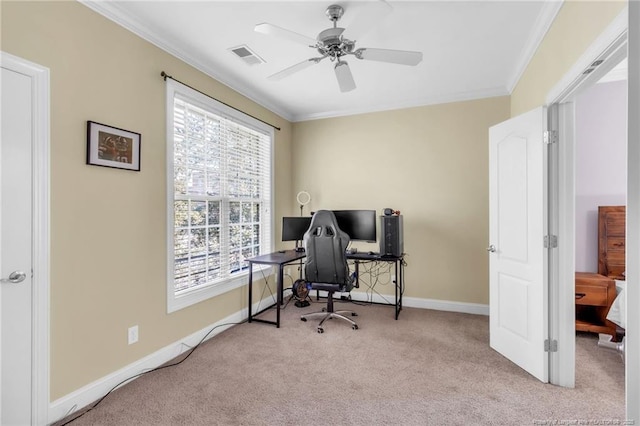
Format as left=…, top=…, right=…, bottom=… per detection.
left=276, top=264, right=284, bottom=328
left=399, top=261, right=403, bottom=312
left=278, top=265, right=285, bottom=306
left=395, top=260, right=399, bottom=320
left=248, top=264, right=253, bottom=323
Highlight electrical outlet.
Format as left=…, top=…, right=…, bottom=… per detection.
left=128, top=325, right=138, bottom=345
left=391, top=274, right=396, bottom=284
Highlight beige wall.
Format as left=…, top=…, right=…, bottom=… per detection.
left=511, top=0, right=626, bottom=116
left=292, top=97, right=510, bottom=304
left=1, top=1, right=292, bottom=399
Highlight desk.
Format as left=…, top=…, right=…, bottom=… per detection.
left=346, top=252, right=404, bottom=319
left=247, top=250, right=306, bottom=328
left=246, top=250, right=404, bottom=327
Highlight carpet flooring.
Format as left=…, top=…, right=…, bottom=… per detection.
left=54, top=300, right=625, bottom=425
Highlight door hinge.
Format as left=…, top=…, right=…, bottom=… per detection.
left=544, top=235, right=558, bottom=248
left=544, top=130, right=558, bottom=145
left=544, top=339, right=558, bottom=352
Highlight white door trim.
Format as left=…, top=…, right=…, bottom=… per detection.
left=547, top=101, right=577, bottom=388
left=1, top=51, right=51, bottom=425
left=625, top=2, right=640, bottom=421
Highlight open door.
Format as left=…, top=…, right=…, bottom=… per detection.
left=489, top=106, right=549, bottom=382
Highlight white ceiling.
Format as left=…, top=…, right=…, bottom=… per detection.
left=82, top=0, right=563, bottom=122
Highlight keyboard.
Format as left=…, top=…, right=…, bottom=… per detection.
left=347, top=251, right=380, bottom=259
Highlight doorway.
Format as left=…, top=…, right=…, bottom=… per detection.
left=0, top=51, right=50, bottom=425
left=573, top=64, right=627, bottom=399
left=545, top=7, right=636, bottom=418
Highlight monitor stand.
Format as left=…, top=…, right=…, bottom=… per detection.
left=294, top=241, right=305, bottom=252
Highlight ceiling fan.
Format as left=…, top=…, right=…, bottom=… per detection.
left=255, top=2, right=423, bottom=92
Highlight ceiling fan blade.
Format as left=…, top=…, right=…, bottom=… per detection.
left=268, top=59, right=318, bottom=81
left=342, top=0, right=393, bottom=41
left=356, top=48, right=423, bottom=66
left=334, top=61, right=356, bottom=93
left=254, top=23, right=316, bottom=47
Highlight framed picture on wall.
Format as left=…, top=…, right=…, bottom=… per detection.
left=86, top=121, right=141, bottom=171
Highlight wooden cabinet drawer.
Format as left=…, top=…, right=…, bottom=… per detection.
left=575, top=272, right=615, bottom=307
left=575, top=284, right=609, bottom=306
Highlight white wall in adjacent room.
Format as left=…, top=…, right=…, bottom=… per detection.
left=575, top=79, right=627, bottom=273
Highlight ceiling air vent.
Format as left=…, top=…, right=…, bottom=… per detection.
left=229, top=45, right=265, bottom=66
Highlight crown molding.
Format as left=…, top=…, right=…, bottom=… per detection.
left=78, top=0, right=295, bottom=122
left=506, top=0, right=564, bottom=93
left=291, top=86, right=510, bottom=122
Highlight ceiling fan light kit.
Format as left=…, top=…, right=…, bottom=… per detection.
left=255, top=3, right=423, bottom=92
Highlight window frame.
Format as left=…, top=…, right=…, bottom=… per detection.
left=165, top=79, right=274, bottom=313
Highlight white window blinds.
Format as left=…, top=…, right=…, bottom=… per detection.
left=167, top=80, right=273, bottom=312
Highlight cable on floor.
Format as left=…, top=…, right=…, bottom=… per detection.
left=56, top=319, right=246, bottom=425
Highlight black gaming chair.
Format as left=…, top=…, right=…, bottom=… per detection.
left=300, top=210, right=358, bottom=333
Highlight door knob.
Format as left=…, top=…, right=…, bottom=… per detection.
left=1, top=270, right=27, bottom=283
left=486, top=245, right=496, bottom=253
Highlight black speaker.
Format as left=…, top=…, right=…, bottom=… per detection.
left=380, top=215, right=403, bottom=257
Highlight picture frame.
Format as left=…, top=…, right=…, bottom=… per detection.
left=86, top=121, right=141, bottom=171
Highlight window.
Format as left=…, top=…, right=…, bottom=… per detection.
left=166, top=79, right=273, bottom=312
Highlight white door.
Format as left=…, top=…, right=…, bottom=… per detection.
left=489, top=106, right=549, bottom=382
left=1, top=65, right=34, bottom=425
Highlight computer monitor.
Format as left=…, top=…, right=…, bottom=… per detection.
left=281, top=217, right=312, bottom=242
left=332, top=210, right=377, bottom=242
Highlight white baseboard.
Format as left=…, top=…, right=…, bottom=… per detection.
left=48, top=291, right=485, bottom=423
left=47, top=290, right=294, bottom=424
left=48, top=311, right=245, bottom=424
left=325, top=290, right=489, bottom=316
left=401, top=296, right=489, bottom=316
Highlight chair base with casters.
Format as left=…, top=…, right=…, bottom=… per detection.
left=300, top=283, right=358, bottom=333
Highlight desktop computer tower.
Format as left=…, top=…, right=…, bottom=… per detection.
left=380, top=215, right=403, bottom=257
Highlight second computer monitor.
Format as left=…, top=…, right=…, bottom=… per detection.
left=332, top=210, right=377, bottom=242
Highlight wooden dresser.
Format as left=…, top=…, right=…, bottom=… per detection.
left=575, top=272, right=617, bottom=338
left=575, top=206, right=625, bottom=341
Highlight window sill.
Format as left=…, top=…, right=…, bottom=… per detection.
left=167, top=264, right=273, bottom=313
